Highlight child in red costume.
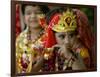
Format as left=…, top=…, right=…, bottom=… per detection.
left=45, top=8, right=95, bottom=71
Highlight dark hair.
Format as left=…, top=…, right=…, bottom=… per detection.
left=21, top=4, right=50, bottom=15
left=45, top=7, right=64, bottom=24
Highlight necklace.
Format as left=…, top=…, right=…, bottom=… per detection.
left=27, top=28, right=44, bottom=44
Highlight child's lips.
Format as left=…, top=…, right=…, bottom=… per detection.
left=30, top=20, right=37, bottom=23
left=33, top=20, right=37, bottom=22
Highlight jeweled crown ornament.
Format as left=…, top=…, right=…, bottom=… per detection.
left=52, top=8, right=77, bottom=32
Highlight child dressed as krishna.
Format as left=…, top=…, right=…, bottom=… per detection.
left=45, top=7, right=94, bottom=71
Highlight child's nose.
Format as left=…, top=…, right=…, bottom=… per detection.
left=64, top=37, right=70, bottom=44
left=30, top=13, right=36, bottom=18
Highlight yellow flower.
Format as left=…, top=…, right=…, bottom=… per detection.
left=80, top=48, right=89, bottom=58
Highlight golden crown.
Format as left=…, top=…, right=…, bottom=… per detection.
left=52, top=9, right=77, bottom=32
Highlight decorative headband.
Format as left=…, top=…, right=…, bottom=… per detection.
left=52, top=9, right=77, bottom=32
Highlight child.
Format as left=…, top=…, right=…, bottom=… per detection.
left=16, top=4, right=49, bottom=73
left=45, top=8, right=94, bottom=71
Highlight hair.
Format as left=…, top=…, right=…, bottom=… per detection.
left=21, top=4, right=50, bottom=30
left=21, top=4, right=50, bottom=15
left=45, top=7, right=64, bottom=24
left=72, top=9, right=94, bottom=50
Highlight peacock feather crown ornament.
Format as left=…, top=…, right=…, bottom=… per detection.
left=52, top=8, right=77, bottom=32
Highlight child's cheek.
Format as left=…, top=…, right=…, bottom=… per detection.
left=57, top=38, right=63, bottom=45
left=56, top=38, right=60, bottom=44
left=25, top=16, right=30, bottom=24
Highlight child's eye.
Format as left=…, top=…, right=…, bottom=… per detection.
left=59, top=34, right=65, bottom=39
left=26, top=11, right=31, bottom=15
left=69, top=33, right=74, bottom=38
left=35, top=11, right=42, bottom=14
